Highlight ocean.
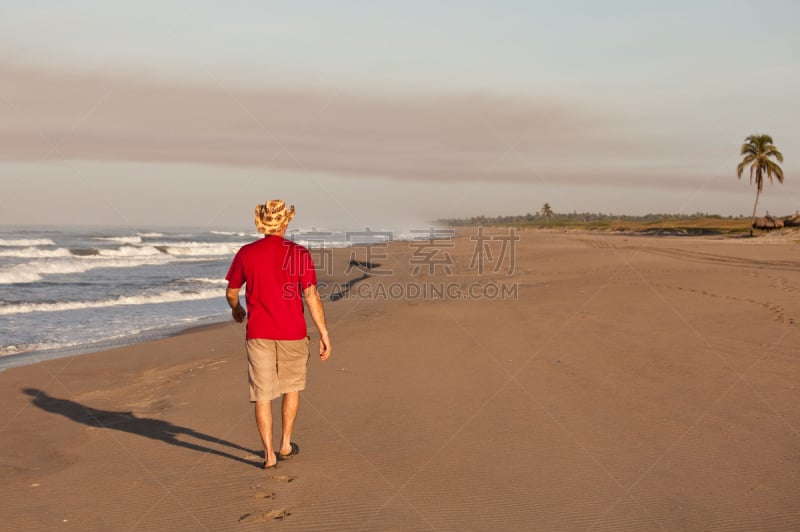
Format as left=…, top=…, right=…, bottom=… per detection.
left=0, top=225, right=396, bottom=370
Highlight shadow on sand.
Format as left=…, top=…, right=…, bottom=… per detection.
left=328, top=273, right=370, bottom=302
left=23, top=388, right=261, bottom=468
left=327, top=259, right=383, bottom=302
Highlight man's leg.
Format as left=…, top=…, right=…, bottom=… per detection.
left=279, top=391, right=299, bottom=456
left=254, top=400, right=277, bottom=467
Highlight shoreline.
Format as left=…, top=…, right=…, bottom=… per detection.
left=0, top=314, right=231, bottom=372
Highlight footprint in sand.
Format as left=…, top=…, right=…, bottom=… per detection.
left=272, top=475, right=296, bottom=483
left=239, top=509, right=290, bottom=522
left=251, top=491, right=276, bottom=500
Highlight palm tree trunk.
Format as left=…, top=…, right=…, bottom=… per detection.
left=750, top=188, right=761, bottom=237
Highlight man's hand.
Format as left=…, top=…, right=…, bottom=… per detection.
left=226, top=286, right=246, bottom=323
left=319, top=333, right=331, bottom=361
left=232, top=305, right=246, bottom=323
left=303, top=284, right=331, bottom=361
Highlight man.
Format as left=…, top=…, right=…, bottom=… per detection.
left=226, top=199, right=331, bottom=469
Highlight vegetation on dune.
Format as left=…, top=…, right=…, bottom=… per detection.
left=436, top=212, right=778, bottom=236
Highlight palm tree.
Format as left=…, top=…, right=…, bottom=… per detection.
left=540, top=203, right=554, bottom=224
left=737, top=134, right=784, bottom=236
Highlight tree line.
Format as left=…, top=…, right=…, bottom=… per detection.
left=437, top=212, right=745, bottom=227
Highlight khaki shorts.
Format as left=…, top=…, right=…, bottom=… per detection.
left=246, top=337, right=310, bottom=402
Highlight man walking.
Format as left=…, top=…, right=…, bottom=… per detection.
left=226, top=199, right=331, bottom=469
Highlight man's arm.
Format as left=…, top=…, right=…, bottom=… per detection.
left=226, top=285, right=246, bottom=323
left=303, top=284, right=331, bottom=361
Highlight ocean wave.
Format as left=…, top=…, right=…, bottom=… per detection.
left=0, top=238, right=56, bottom=247
left=0, top=341, right=63, bottom=356
left=0, top=247, right=73, bottom=258
left=292, top=239, right=350, bottom=249
left=136, top=232, right=164, bottom=237
left=393, top=231, right=444, bottom=241
left=0, top=268, right=44, bottom=284
left=210, top=230, right=249, bottom=236
left=0, top=288, right=221, bottom=315
left=149, top=241, right=245, bottom=256
left=290, top=227, right=334, bottom=234
left=0, top=256, right=173, bottom=284
left=79, top=242, right=235, bottom=258
left=0, top=345, right=22, bottom=356
left=70, top=248, right=100, bottom=256
left=0, top=332, right=139, bottom=357
left=96, top=245, right=166, bottom=257
left=184, top=277, right=228, bottom=285
left=93, top=236, right=143, bottom=244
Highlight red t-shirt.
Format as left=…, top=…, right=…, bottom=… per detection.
left=226, top=236, right=317, bottom=340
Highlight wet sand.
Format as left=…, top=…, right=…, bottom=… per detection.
left=1, top=230, right=798, bottom=530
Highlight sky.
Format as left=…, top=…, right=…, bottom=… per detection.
left=1, top=0, right=799, bottom=230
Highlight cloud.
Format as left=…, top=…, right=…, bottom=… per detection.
left=0, top=61, right=738, bottom=188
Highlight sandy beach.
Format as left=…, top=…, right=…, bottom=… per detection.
left=1, top=229, right=798, bottom=530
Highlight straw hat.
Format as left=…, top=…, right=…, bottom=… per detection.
left=254, top=200, right=295, bottom=234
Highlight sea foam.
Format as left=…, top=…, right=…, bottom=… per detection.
left=93, top=236, right=143, bottom=244
left=0, top=247, right=73, bottom=258
left=149, top=241, right=246, bottom=256
left=0, top=288, right=221, bottom=315
left=97, top=245, right=166, bottom=257
left=184, top=277, right=228, bottom=285
left=0, top=256, right=174, bottom=284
